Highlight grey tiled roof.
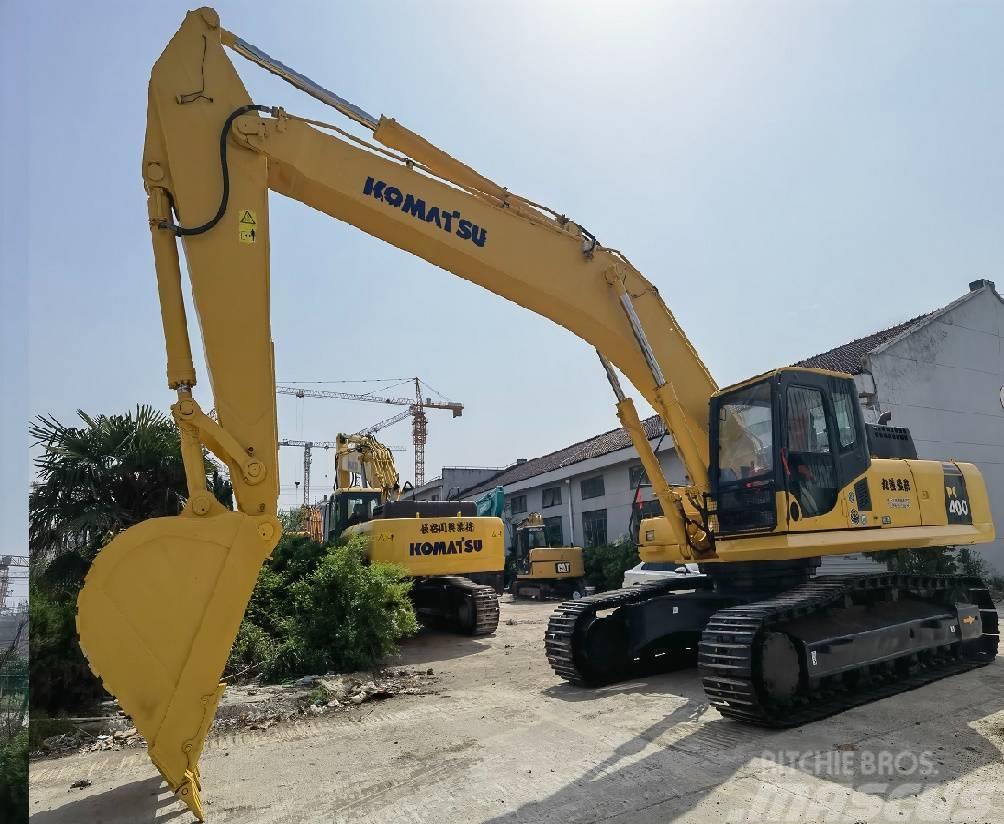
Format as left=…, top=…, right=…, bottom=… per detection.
left=794, top=312, right=932, bottom=374
left=461, top=415, right=666, bottom=497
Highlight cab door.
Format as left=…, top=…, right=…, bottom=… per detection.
left=783, top=383, right=840, bottom=528
left=781, top=372, right=871, bottom=531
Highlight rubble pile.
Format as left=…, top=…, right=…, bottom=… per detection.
left=34, top=667, right=437, bottom=759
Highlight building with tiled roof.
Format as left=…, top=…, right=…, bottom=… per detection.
left=427, top=281, right=1004, bottom=572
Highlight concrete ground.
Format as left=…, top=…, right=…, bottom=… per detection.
left=29, top=597, right=1004, bottom=824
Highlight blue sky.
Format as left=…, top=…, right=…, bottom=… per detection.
left=3, top=1, right=1002, bottom=588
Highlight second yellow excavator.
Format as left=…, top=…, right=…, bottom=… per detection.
left=309, top=433, right=503, bottom=634
left=509, top=513, right=586, bottom=600
left=76, top=8, right=998, bottom=819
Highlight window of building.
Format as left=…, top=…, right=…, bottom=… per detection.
left=582, top=509, right=607, bottom=548
left=580, top=475, right=605, bottom=500
left=510, top=494, right=527, bottom=515
left=541, top=486, right=562, bottom=508
left=629, top=464, right=649, bottom=488
left=544, top=516, right=563, bottom=546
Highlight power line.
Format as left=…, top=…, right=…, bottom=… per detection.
left=278, top=377, right=408, bottom=384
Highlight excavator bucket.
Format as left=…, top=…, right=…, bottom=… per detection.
left=77, top=509, right=277, bottom=821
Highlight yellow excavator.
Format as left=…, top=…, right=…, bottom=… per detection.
left=310, top=433, right=503, bottom=633
left=76, top=9, right=998, bottom=819
left=510, top=513, right=586, bottom=600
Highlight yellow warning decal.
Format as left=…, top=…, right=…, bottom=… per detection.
left=238, top=209, right=257, bottom=244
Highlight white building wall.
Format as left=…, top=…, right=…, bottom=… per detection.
left=867, top=287, right=1004, bottom=574
left=503, top=440, right=686, bottom=548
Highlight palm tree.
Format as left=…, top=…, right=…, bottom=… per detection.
left=29, top=405, right=232, bottom=590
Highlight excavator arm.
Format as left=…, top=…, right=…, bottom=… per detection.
left=335, top=433, right=400, bottom=499
left=77, top=8, right=718, bottom=818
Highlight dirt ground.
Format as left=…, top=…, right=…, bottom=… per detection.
left=29, top=597, right=1004, bottom=824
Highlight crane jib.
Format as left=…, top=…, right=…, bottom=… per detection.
left=362, top=177, right=488, bottom=248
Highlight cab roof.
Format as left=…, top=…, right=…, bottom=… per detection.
left=712, top=366, right=854, bottom=398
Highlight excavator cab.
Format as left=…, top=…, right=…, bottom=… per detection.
left=514, top=522, right=549, bottom=574
left=320, top=489, right=382, bottom=542
left=709, top=368, right=870, bottom=535
left=510, top=514, right=586, bottom=599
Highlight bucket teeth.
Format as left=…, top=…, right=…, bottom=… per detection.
left=177, top=771, right=205, bottom=821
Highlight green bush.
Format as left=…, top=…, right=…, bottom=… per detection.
left=289, top=542, right=418, bottom=673
left=226, top=622, right=277, bottom=681
left=583, top=540, right=640, bottom=592
left=0, top=730, right=27, bottom=824
left=225, top=534, right=417, bottom=681
left=29, top=585, right=104, bottom=716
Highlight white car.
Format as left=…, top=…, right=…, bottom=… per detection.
left=622, top=561, right=702, bottom=588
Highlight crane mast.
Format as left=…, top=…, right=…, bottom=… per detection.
left=277, top=439, right=338, bottom=506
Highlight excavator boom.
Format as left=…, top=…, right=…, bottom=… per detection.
left=78, top=14, right=713, bottom=812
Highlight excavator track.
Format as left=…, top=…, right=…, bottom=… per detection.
left=545, top=577, right=713, bottom=685
left=700, top=574, right=1000, bottom=727
left=413, top=576, right=500, bottom=636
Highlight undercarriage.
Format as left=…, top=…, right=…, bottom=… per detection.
left=411, top=576, right=500, bottom=636
left=545, top=557, right=999, bottom=725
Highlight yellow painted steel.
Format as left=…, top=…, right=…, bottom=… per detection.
left=334, top=434, right=400, bottom=498
left=349, top=516, right=505, bottom=576
left=512, top=514, right=584, bottom=583
left=76, top=507, right=279, bottom=818
left=640, top=458, right=995, bottom=564
left=334, top=435, right=505, bottom=578
left=521, top=548, right=586, bottom=581
left=76, top=8, right=996, bottom=817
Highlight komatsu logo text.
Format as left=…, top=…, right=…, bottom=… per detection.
left=409, top=539, right=484, bottom=556
left=363, top=177, right=488, bottom=248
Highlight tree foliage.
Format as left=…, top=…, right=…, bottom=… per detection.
left=29, top=405, right=232, bottom=590
left=583, top=540, right=640, bottom=592
left=28, top=405, right=233, bottom=714
left=29, top=585, right=104, bottom=715
left=0, top=729, right=27, bottom=824
left=225, top=534, right=417, bottom=681
left=892, top=546, right=991, bottom=578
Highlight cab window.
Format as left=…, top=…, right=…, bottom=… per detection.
left=785, top=386, right=838, bottom=517
left=787, top=386, right=830, bottom=453
left=717, top=382, right=773, bottom=484
left=832, top=386, right=858, bottom=449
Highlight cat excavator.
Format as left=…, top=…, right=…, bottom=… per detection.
left=76, top=8, right=998, bottom=819
left=510, top=513, right=586, bottom=600
left=312, top=433, right=503, bottom=634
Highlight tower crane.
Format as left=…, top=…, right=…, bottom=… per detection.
left=277, top=377, right=461, bottom=486
left=0, top=556, right=27, bottom=614
left=277, top=439, right=337, bottom=506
